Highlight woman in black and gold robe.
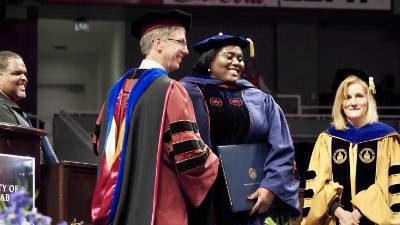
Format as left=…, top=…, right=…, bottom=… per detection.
left=302, top=70, right=400, bottom=225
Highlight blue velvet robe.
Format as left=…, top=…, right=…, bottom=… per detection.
left=181, top=75, right=300, bottom=225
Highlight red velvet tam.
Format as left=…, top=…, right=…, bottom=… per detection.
left=130, top=9, right=192, bottom=40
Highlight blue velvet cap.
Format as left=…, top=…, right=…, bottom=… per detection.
left=194, top=33, right=249, bottom=53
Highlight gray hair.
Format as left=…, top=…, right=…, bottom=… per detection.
left=139, top=26, right=180, bottom=56
left=0, top=51, right=22, bottom=71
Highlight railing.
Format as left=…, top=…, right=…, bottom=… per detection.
left=30, top=97, right=398, bottom=146
left=277, top=94, right=400, bottom=119
left=276, top=94, right=400, bottom=140
left=50, top=111, right=98, bottom=163
left=57, top=110, right=93, bottom=151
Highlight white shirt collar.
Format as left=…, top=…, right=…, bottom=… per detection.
left=139, top=59, right=165, bottom=70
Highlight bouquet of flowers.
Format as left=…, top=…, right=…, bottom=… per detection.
left=0, top=189, right=66, bottom=225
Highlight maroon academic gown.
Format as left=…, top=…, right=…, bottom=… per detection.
left=91, top=72, right=219, bottom=225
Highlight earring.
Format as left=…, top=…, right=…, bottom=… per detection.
left=207, top=68, right=211, bottom=72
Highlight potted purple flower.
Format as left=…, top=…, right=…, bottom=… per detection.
left=0, top=188, right=66, bottom=225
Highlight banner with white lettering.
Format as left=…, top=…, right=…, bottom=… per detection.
left=280, top=0, right=391, bottom=11
left=0, top=154, right=35, bottom=206
left=163, top=0, right=278, bottom=7
left=47, top=0, right=160, bottom=4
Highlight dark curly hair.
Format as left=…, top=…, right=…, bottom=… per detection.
left=192, top=47, right=221, bottom=75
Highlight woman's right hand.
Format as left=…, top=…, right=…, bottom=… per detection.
left=334, top=207, right=360, bottom=225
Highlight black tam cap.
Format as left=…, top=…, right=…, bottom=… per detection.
left=332, top=68, right=376, bottom=94
left=130, top=9, right=192, bottom=40
left=194, top=33, right=250, bottom=53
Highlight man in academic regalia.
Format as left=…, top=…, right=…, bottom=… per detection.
left=90, top=9, right=219, bottom=225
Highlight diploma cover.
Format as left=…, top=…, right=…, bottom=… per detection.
left=217, top=143, right=267, bottom=212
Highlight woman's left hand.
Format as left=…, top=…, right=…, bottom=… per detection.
left=248, top=188, right=275, bottom=215
left=352, top=208, right=362, bottom=221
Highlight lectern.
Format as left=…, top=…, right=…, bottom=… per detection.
left=40, top=161, right=97, bottom=225
left=0, top=122, right=46, bottom=189
left=0, top=122, right=98, bottom=224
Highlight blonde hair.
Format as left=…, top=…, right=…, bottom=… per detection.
left=331, top=75, right=378, bottom=130
left=139, top=26, right=181, bottom=56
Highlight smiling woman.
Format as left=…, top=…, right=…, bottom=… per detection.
left=302, top=70, right=400, bottom=225
left=210, top=45, right=244, bottom=83
left=342, top=79, right=370, bottom=127
left=332, top=74, right=378, bottom=131
left=180, top=33, right=300, bottom=225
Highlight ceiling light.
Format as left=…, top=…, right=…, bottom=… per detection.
left=74, top=18, right=90, bottom=32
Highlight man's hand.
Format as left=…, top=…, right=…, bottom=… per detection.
left=247, top=188, right=275, bottom=215
left=334, top=207, right=360, bottom=225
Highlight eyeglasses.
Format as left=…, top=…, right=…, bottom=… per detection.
left=167, top=38, right=188, bottom=48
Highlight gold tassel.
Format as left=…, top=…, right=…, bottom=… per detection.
left=246, top=38, right=255, bottom=58
left=369, top=77, right=376, bottom=94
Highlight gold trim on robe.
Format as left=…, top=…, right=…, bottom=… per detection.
left=302, top=132, right=400, bottom=225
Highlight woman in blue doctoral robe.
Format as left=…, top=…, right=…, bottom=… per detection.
left=180, top=33, right=300, bottom=225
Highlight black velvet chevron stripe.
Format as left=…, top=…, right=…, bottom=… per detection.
left=356, top=140, right=377, bottom=194
left=302, top=207, right=310, bottom=217
left=176, top=152, right=208, bottom=173
left=173, top=139, right=205, bottom=155
left=170, top=120, right=199, bottom=134
left=163, top=121, right=200, bottom=143
left=163, top=130, right=172, bottom=143
left=389, top=184, right=400, bottom=194
left=331, top=138, right=352, bottom=211
left=390, top=203, right=400, bottom=212
left=303, top=189, right=314, bottom=198
left=304, top=170, right=316, bottom=181
left=389, top=165, right=400, bottom=176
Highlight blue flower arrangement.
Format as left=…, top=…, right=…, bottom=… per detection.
left=0, top=189, right=66, bottom=225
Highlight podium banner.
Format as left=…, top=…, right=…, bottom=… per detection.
left=163, top=0, right=278, bottom=7
left=0, top=154, right=35, bottom=206
left=47, top=0, right=161, bottom=4
left=280, top=0, right=391, bottom=11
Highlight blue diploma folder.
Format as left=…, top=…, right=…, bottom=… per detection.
left=217, top=143, right=268, bottom=212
